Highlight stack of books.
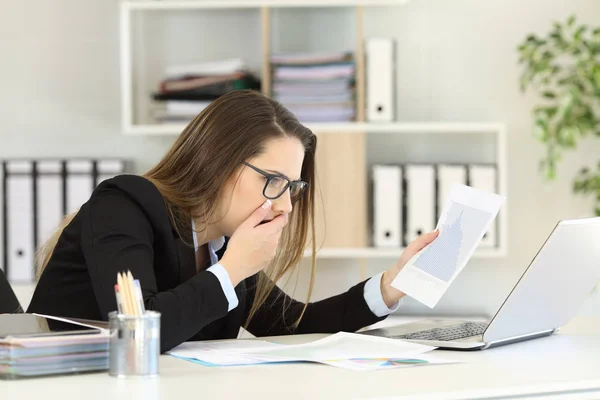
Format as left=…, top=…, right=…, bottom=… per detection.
left=0, top=314, right=109, bottom=379
left=270, top=51, right=356, bottom=122
left=151, top=58, right=261, bottom=124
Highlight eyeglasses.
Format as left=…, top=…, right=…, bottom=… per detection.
left=243, top=162, right=308, bottom=204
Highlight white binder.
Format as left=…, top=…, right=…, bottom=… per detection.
left=6, top=160, right=35, bottom=283
left=436, top=164, right=467, bottom=220
left=372, top=165, right=402, bottom=247
left=365, top=37, right=395, bottom=122
left=469, top=164, right=498, bottom=247
left=36, top=161, right=64, bottom=247
left=66, top=160, right=94, bottom=215
left=97, top=159, right=125, bottom=185
left=405, top=164, right=436, bottom=244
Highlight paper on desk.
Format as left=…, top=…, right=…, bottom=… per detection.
left=392, top=184, right=505, bottom=308
left=168, top=333, right=437, bottom=370
left=321, top=353, right=460, bottom=371
left=237, top=332, right=436, bottom=362
left=167, top=339, right=287, bottom=367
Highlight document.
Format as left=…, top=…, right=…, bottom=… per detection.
left=238, top=332, right=435, bottom=362
left=167, top=340, right=285, bottom=367
left=168, top=332, right=437, bottom=370
left=321, top=353, right=459, bottom=371
left=392, top=183, right=505, bottom=308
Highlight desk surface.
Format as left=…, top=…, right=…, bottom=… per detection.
left=3, top=315, right=600, bottom=400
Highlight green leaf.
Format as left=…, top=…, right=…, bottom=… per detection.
left=541, top=50, right=554, bottom=60
left=578, top=120, right=595, bottom=135
left=558, top=126, right=579, bottom=147
left=594, top=70, right=600, bottom=89
left=575, top=25, right=588, bottom=40
left=595, top=206, right=600, bottom=217
left=526, top=34, right=538, bottom=43
left=534, top=106, right=558, bottom=121
left=567, top=15, right=576, bottom=27
left=557, top=92, right=575, bottom=119
left=534, top=123, right=548, bottom=142
left=542, top=91, right=556, bottom=98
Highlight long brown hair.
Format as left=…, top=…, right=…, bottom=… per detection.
left=36, top=90, right=317, bottom=328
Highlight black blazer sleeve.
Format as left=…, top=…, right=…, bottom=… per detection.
left=80, top=186, right=229, bottom=352
left=244, top=272, right=387, bottom=337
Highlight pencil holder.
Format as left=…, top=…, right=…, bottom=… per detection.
left=108, top=311, right=161, bottom=378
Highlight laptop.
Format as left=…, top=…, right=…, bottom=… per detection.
left=361, top=217, right=600, bottom=350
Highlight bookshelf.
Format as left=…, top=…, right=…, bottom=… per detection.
left=119, top=0, right=409, bottom=132
left=305, top=123, right=508, bottom=259
left=118, top=1, right=508, bottom=260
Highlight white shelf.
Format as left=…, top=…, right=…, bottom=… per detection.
left=123, top=122, right=506, bottom=136
left=304, top=247, right=506, bottom=259
left=122, top=0, right=410, bottom=11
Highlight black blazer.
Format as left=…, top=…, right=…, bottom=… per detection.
left=0, top=268, right=23, bottom=314
left=28, top=175, right=387, bottom=352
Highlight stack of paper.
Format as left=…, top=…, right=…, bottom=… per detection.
left=0, top=314, right=109, bottom=379
left=0, top=332, right=109, bottom=379
left=151, top=58, right=261, bottom=124
left=270, top=51, right=356, bottom=122
left=168, top=332, right=458, bottom=371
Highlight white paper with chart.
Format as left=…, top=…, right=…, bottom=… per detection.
left=392, top=184, right=505, bottom=308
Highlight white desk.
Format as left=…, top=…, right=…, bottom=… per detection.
left=3, top=315, right=600, bottom=400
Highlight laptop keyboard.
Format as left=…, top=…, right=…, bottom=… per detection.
left=394, top=322, right=488, bottom=342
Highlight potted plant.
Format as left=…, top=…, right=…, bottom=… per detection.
left=517, top=15, right=600, bottom=216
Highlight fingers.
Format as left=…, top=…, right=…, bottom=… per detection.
left=261, top=213, right=289, bottom=233
left=242, top=200, right=272, bottom=228
left=406, top=229, right=439, bottom=251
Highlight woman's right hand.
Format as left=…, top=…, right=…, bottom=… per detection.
left=219, top=200, right=288, bottom=286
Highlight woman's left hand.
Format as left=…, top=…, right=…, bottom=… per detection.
left=380, top=230, right=440, bottom=307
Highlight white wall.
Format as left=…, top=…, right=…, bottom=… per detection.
left=2, top=0, right=599, bottom=316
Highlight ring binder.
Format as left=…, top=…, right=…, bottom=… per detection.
left=0, top=158, right=128, bottom=283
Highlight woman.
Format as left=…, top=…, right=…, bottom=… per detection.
left=28, top=90, right=438, bottom=352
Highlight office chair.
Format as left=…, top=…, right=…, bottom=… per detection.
left=0, top=267, right=23, bottom=313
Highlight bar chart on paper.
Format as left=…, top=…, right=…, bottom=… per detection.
left=413, top=203, right=493, bottom=282
left=391, top=184, right=505, bottom=308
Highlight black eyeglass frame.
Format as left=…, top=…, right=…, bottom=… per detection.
left=243, top=162, right=308, bottom=203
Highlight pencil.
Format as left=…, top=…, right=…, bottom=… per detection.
left=127, top=270, right=140, bottom=316
left=121, top=271, right=134, bottom=315
left=114, top=284, right=123, bottom=314
left=133, top=279, right=146, bottom=314
left=124, top=271, right=136, bottom=316
left=116, top=272, right=129, bottom=315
